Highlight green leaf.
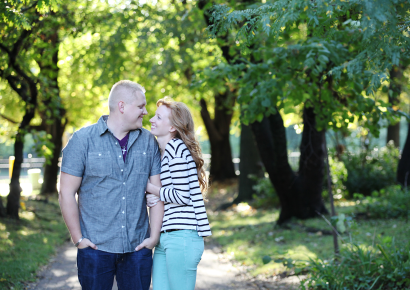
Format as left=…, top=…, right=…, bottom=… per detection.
left=262, top=255, right=272, bottom=264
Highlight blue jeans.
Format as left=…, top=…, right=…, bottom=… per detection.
left=77, top=247, right=153, bottom=290
left=152, top=230, right=204, bottom=290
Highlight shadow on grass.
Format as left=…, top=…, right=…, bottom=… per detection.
left=0, top=197, right=69, bottom=290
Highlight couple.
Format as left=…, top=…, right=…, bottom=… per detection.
left=59, top=80, right=212, bottom=290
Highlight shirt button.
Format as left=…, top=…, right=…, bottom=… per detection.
left=123, top=182, right=125, bottom=185
left=99, top=153, right=101, bottom=156
left=121, top=169, right=123, bottom=172
left=122, top=211, right=125, bottom=214
left=143, top=152, right=146, bottom=155
left=115, top=142, right=117, bottom=145
left=119, top=155, right=121, bottom=158
left=123, top=197, right=125, bottom=200
left=122, top=226, right=124, bottom=228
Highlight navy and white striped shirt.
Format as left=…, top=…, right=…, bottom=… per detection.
left=159, top=138, right=212, bottom=237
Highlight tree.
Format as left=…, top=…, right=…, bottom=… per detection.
left=386, top=64, right=408, bottom=147
left=0, top=0, right=97, bottom=217
left=204, top=0, right=409, bottom=223
left=398, top=123, right=410, bottom=187
left=0, top=3, right=44, bottom=218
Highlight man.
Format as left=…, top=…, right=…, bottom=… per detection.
left=59, top=80, right=164, bottom=290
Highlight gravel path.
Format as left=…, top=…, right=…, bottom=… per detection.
left=27, top=240, right=302, bottom=290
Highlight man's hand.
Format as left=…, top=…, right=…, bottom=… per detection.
left=146, top=180, right=160, bottom=197
left=135, top=237, right=158, bottom=251
left=146, top=193, right=160, bottom=207
left=77, top=238, right=98, bottom=250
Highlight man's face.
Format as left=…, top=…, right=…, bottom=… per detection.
left=123, top=92, right=147, bottom=130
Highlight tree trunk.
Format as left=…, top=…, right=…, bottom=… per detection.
left=293, top=106, right=327, bottom=220
left=0, top=197, right=5, bottom=217
left=387, top=65, right=403, bottom=147
left=2, top=28, right=38, bottom=219
left=7, top=133, right=25, bottom=219
left=250, top=106, right=327, bottom=225
left=234, top=122, right=263, bottom=203
left=398, top=123, right=410, bottom=187
left=37, top=29, right=66, bottom=196
left=200, top=93, right=236, bottom=182
left=40, top=120, right=65, bottom=195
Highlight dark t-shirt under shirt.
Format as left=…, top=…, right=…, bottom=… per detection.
left=116, top=133, right=129, bottom=162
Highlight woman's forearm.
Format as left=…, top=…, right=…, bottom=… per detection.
left=147, top=182, right=161, bottom=197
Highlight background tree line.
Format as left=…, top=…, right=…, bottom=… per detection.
left=1, top=0, right=409, bottom=224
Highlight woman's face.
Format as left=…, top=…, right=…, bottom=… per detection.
left=149, top=105, right=174, bottom=137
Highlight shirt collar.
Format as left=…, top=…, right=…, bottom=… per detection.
left=97, top=115, right=142, bottom=137
left=98, top=115, right=110, bottom=136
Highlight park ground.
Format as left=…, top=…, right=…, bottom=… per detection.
left=0, top=178, right=408, bottom=289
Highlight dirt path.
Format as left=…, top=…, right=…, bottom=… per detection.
left=28, top=241, right=243, bottom=290
left=28, top=240, right=302, bottom=290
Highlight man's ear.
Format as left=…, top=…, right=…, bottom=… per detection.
left=118, top=101, right=125, bottom=114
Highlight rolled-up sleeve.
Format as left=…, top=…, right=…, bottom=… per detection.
left=150, top=140, right=161, bottom=177
left=61, top=133, right=86, bottom=177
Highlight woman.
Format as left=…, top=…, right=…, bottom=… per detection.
left=145, top=97, right=212, bottom=290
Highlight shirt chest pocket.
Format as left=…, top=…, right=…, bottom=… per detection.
left=134, top=150, right=152, bottom=174
left=87, top=151, right=112, bottom=177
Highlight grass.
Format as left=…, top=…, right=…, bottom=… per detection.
left=205, top=182, right=410, bottom=279
left=0, top=196, right=68, bottom=290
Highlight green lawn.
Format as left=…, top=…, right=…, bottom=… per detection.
left=0, top=196, right=68, bottom=290
left=207, top=202, right=410, bottom=277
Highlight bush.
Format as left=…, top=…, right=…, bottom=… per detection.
left=355, top=185, right=410, bottom=219
left=341, top=143, right=399, bottom=197
left=301, top=240, right=410, bottom=290
left=249, top=174, right=280, bottom=208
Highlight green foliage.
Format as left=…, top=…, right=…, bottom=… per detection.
left=200, top=0, right=410, bottom=140
left=208, top=0, right=410, bottom=91
left=249, top=174, right=280, bottom=208
left=342, top=143, right=399, bottom=197
left=209, top=195, right=410, bottom=278
left=356, top=185, right=410, bottom=219
left=301, top=241, right=410, bottom=289
left=323, top=155, right=348, bottom=199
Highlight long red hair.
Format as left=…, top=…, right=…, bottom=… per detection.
left=157, top=98, right=208, bottom=194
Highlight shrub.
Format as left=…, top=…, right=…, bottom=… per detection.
left=301, top=240, right=410, bottom=290
left=341, top=143, right=399, bottom=197
left=355, top=185, right=410, bottom=219
left=249, top=174, right=280, bottom=208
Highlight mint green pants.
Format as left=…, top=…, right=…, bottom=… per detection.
left=152, top=230, right=204, bottom=290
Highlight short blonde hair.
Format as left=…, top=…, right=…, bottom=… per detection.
left=108, top=80, right=146, bottom=112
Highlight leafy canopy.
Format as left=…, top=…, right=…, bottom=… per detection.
left=200, top=0, right=410, bottom=135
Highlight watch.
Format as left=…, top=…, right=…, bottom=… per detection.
left=74, top=237, right=84, bottom=247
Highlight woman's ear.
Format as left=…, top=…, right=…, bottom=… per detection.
left=169, top=126, right=176, bottom=133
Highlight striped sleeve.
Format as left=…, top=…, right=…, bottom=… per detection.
left=159, top=157, right=192, bottom=206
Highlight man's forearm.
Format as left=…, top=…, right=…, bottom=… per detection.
left=149, top=202, right=164, bottom=239
left=59, top=193, right=82, bottom=244
left=148, top=174, right=164, bottom=240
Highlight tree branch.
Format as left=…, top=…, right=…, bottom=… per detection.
left=199, top=98, right=223, bottom=142
left=0, top=113, right=19, bottom=124
left=21, top=1, right=38, bottom=12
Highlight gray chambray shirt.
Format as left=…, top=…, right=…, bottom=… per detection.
left=61, top=115, right=161, bottom=253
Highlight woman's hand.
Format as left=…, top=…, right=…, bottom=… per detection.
left=146, top=193, right=160, bottom=207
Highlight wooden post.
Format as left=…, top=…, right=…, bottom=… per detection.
left=323, top=132, right=339, bottom=255
left=9, top=156, right=15, bottom=179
